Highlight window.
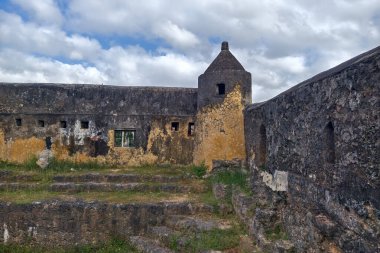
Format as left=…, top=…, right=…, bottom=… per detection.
left=60, top=121, right=67, bottom=128
left=217, top=83, right=225, bottom=95
left=171, top=122, right=179, bottom=131
left=114, top=130, right=136, bottom=147
left=16, top=118, right=22, bottom=127
left=38, top=120, right=45, bottom=127
left=81, top=121, right=89, bottom=129
left=188, top=122, right=195, bottom=136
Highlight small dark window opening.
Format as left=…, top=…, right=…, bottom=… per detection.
left=38, top=120, right=45, bottom=127
left=16, top=118, right=22, bottom=127
left=188, top=122, right=195, bottom=136
left=217, top=83, right=225, bottom=95
left=324, top=122, right=335, bottom=164
left=258, top=124, right=267, bottom=167
left=45, top=137, right=52, bottom=150
left=171, top=122, right=179, bottom=131
left=81, top=121, right=89, bottom=129
left=60, top=121, right=67, bottom=128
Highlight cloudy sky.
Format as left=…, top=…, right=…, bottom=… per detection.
left=0, top=0, right=379, bottom=102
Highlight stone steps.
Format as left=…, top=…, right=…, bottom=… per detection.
left=146, top=225, right=191, bottom=252
left=0, top=182, right=44, bottom=191
left=52, top=173, right=188, bottom=183
left=50, top=182, right=196, bottom=193
left=164, top=215, right=232, bottom=232
left=0, top=170, right=38, bottom=182
left=0, top=182, right=203, bottom=193
left=147, top=226, right=180, bottom=245
left=129, top=236, right=174, bottom=253
left=142, top=215, right=236, bottom=252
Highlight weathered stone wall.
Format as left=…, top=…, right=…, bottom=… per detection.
left=194, top=43, right=251, bottom=169
left=0, top=84, right=197, bottom=165
left=244, top=46, right=380, bottom=252
left=194, top=84, right=247, bottom=169
left=0, top=201, right=201, bottom=247
left=0, top=83, right=197, bottom=116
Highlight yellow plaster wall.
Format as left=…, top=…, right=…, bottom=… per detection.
left=147, top=118, right=194, bottom=164
left=193, top=84, right=246, bottom=170
left=50, top=130, right=159, bottom=166
left=0, top=130, right=7, bottom=161
left=0, top=129, right=45, bottom=163
left=0, top=128, right=159, bottom=166
left=106, top=130, right=158, bottom=166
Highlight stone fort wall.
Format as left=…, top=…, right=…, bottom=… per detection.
left=0, top=83, right=197, bottom=165
left=244, top=46, right=380, bottom=252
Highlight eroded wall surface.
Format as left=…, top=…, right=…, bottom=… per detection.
left=0, top=84, right=197, bottom=165
left=0, top=201, right=198, bottom=246
left=244, top=46, right=380, bottom=252
left=194, top=84, right=246, bottom=169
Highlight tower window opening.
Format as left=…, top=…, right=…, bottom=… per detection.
left=171, top=122, right=179, bottom=131
left=188, top=122, right=195, bottom=136
left=217, top=83, right=225, bottom=95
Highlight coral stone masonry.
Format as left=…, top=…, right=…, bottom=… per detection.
left=0, top=42, right=250, bottom=168
left=0, top=42, right=379, bottom=252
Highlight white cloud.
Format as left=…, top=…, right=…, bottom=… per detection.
left=0, top=11, right=102, bottom=60
left=11, top=0, right=63, bottom=25
left=0, top=0, right=379, bottom=102
left=0, top=49, right=107, bottom=83
left=153, top=20, right=200, bottom=50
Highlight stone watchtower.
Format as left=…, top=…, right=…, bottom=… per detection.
left=194, top=42, right=252, bottom=168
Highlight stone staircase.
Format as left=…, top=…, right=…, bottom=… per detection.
left=0, top=167, right=260, bottom=252
left=0, top=171, right=206, bottom=194
left=129, top=214, right=234, bottom=253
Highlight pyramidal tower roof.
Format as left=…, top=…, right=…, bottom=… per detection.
left=204, top=41, right=245, bottom=73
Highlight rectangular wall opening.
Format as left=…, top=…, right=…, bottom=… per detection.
left=15, top=118, right=22, bottom=127
left=188, top=122, right=195, bottom=136
left=38, top=120, right=45, bottom=127
left=114, top=130, right=136, bottom=147
left=60, top=121, right=67, bottom=128
left=171, top=122, right=179, bottom=131
left=217, top=83, right=226, bottom=95
left=81, top=121, right=89, bottom=129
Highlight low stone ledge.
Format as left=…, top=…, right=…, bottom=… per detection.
left=52, top=173, right=186, bottom=183
left=211, top=159, right=244, bottom=174
left=0, top=200, right=213, bottom=247
left=49, top=182, right=196, bottom=193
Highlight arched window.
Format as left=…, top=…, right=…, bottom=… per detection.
left=324, top=122, right=335, bottom=164
left=258, top=124, right=267, bottom=167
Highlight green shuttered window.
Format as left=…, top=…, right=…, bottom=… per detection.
left=114, top=130, right=136, bottom=147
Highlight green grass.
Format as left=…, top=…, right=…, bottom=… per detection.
left=0, top=158, right=105, bottom=173
left=190, top=162, right=207, bottom=178
left=0, top=238, right=138, bottom=253
left=210, top=170, right=251, bottom=194
left=0, top=158, right=209, bottom=180
left=0, top=189, right=196, bottom=204
left=168, top=225, right=243, bottom=252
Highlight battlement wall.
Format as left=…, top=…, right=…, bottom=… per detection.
left=244, top=46, right=380, bottom=252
